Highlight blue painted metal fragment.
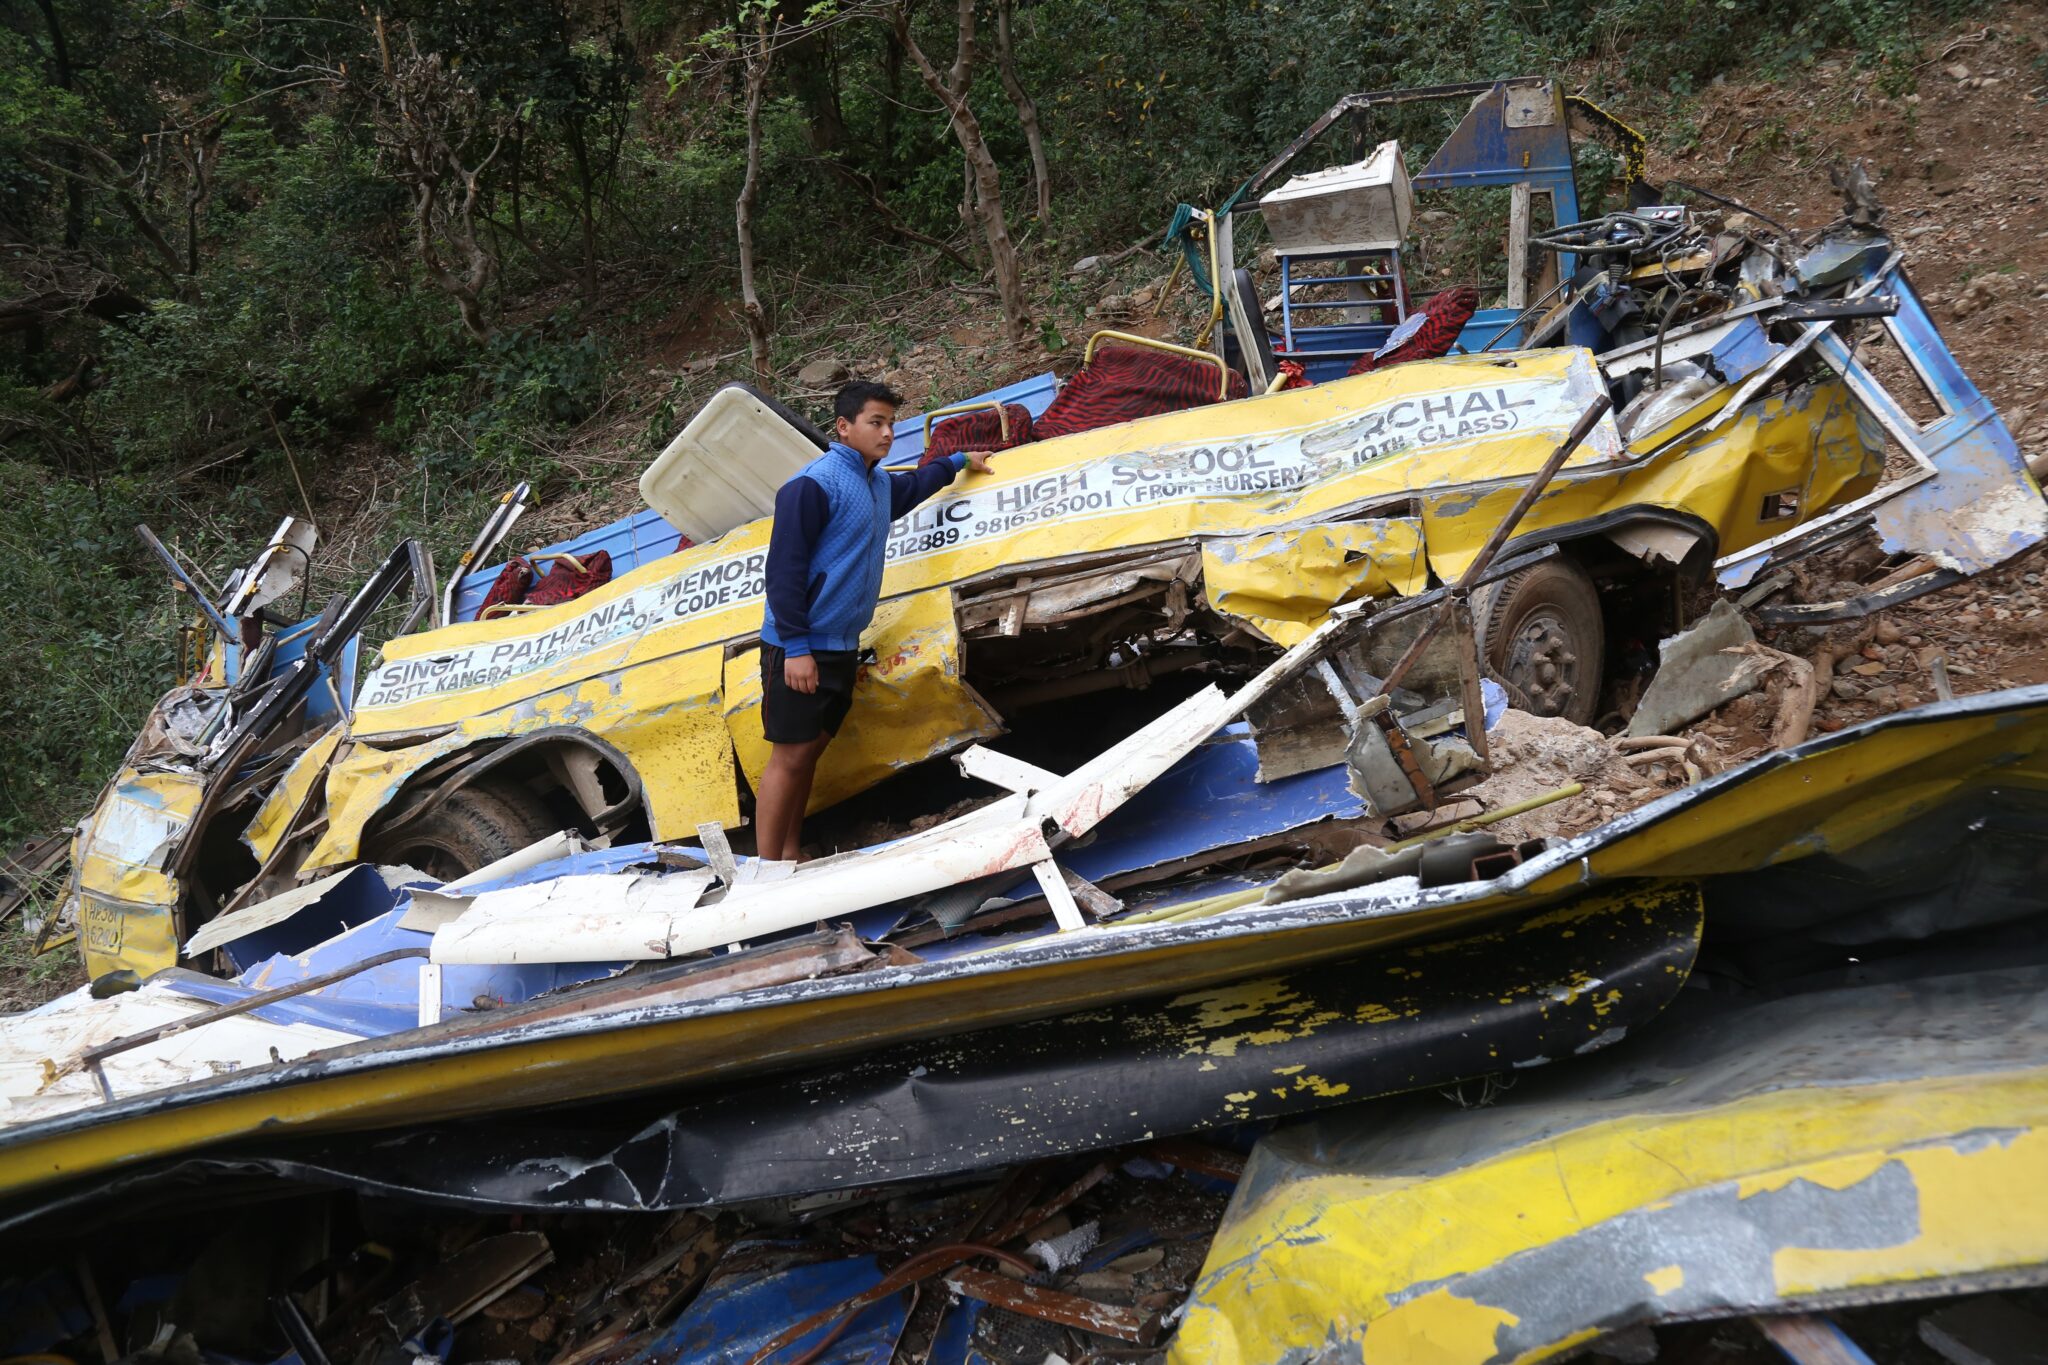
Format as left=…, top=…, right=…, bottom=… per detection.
left=624, top=1248, right=907, bottom=1365
left=1055, top=725, right=1360, bottom=887
left=214, top=863, right=413, bottom=974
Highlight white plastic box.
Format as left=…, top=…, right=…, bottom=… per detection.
left=1258, top=140, right=1414, bottom=256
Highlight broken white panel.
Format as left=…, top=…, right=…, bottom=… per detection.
left=418, top=963, right=443, bottom=1027
left=1031, top=861, right=1087, bottom=932
left=224, top=516, right=318, bottom=618
left=430, top=870, right=717, bottom=965
left=187, top=864, right=426, bottom=956
left=0, top=980, right=356, bottom=1129
left=955, top=746, right=1061, bottom=795
left=397, top=829, right=585, bottom=932
left=430, top=613, right=1369, bottom=967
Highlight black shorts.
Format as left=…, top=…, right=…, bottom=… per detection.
left=760, top=644, right=859, bottom=743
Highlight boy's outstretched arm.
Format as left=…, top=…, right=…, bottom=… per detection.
left=888, top=450, right=996, bottom=518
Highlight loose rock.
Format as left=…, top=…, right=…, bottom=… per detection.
left=796, top=358, right=849, bottom=388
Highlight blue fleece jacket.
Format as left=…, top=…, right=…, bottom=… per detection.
left=761, top=443, right=968, bottom=657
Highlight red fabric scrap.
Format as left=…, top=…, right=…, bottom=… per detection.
left=1347, top=286, right=1480, bottom=376
left=921, top=403, right=1035, bottom=467
left=1032, top=345, right=1249, bottom=442
left=526, top=549, right=613, bottom=607
left=478, top=557, right=533, bottom=618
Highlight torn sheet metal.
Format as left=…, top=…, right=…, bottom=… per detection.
left=1625, top=598, right=1769, bottom=737
left=14, top=880, right=1701, bottom=1215
left=186, top=863, right=417, bottom=962
left=8, top=684, right=2048, bottom=1224
left=1345, top=695, right=1483, bottom=814
left=1717, top=264, right=2048, bottom=589
left=723, top=587, right=1002, bottom=817
left=240, top=724, right=342, bottom=863
left=1200, top=521, right=1428, bottom=646
left=68, top=769, right=204, bottom=979
left=0, top=977, right=359, bottom=1126
left=1177, top=962, right=2048, bottom=1364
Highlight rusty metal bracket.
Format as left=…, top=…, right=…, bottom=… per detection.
left=1753, top=566, right=1967, bottom=626
left=1369, top=704, right=1439, bottom=809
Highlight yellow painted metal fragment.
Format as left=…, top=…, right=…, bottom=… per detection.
left=242, top=725, right=341, bottom=862
left=1362, top=1289, right=1519, bottom=1360
left=1174, top=1067, right=2048, bottom=1364
left=1771, top=1128, right=2048, bottom=1295
left=71, top=769, right=202, bottom=978
left=301, top=730, right=471, bottom=872
left=1201, top=521, right=1427, bottom=645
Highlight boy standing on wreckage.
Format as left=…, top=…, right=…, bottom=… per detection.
left=753, top=379, right=997, bottom=862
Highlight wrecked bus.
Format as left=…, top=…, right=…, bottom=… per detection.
left=60, top=76, right=2047, bottom=984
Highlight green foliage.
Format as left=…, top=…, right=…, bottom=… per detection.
left=0, top=466, right=183, bottom=835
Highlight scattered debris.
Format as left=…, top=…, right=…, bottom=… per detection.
left=14, top=68, right=2048, bottom=1365
left=1627, top=599, right=1772, bottom=738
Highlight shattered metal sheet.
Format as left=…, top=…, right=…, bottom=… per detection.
left=7, top=686, right=2048, bottom=1228
left=622, top=1247, right=908, bottom=1365
left=1716, top=265, right=2048, bottom=590
left=15, top=879, right=1695, bottom=1220
left=1178, top=961, right=2048, bottom=1363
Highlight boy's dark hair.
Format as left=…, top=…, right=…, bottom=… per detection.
left=834, top=379, right=903, bottom=423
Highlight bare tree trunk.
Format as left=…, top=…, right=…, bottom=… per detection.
left=31, top=0, right=85, bottom=249
left=564, top=120, right=601, bottom=308
left=371, top=34, right=505, bottom=342
left=890, top=0, right=1034, bottom=349
left=993, top=0, right=1050, bottom=224
left=736, top=17, right=774, bottom=380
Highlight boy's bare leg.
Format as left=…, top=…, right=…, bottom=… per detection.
left=756, top=735, right=831, bottom=862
